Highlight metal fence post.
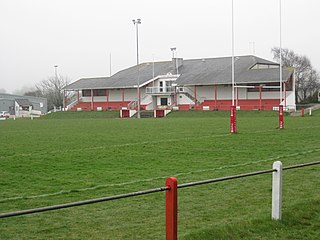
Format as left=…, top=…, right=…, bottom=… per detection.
left=272, top=161, right=282, bottom=220
left=166, top=177, right=178, bottom=240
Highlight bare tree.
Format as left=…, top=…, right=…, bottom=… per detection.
left=35, top=75, right=70, bottom=110
left=24, top=89, right=43, bottom=98
left=271, top=47, right=320, bottom=103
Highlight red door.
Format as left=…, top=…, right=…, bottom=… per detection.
left=122, top=109, right=130, bottom=118
left=156, top=110, right=165, bottom=118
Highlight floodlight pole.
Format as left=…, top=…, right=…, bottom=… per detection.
left=133, top=18, right=141, bottom=118
left=54, top=65, right=58, bottom=81
left=54, top=65, right=64, bottom=110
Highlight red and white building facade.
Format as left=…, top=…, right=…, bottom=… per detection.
left=63, top=55, right=295, bottom=113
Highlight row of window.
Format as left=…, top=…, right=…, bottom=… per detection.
left=82, top=89, right=108, bottom=97
left=82, top=82, right=292, bottom=96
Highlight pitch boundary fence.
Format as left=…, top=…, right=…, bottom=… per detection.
left=1, top=161, right=319, bottom=240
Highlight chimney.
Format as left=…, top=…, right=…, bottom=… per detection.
left=172, top=58, right=183, bottom=75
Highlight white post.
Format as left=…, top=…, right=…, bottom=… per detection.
left=272, top=161, right=283, bottom=220
left=309, top=108, right=312, bottom=116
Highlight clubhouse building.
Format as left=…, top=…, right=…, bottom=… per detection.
left=63, top=55, right=295, bottom=114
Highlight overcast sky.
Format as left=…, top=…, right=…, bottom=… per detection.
left=1, top=0, right=319, bottom=94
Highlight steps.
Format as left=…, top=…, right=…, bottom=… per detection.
left=132, top=110, right=154, bottom=118
left=182, top=92, right=200, bottom=105
left=140, top=110, right=154, bottom=118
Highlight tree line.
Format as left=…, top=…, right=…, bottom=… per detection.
left=271, top=47, right=320, bottom=103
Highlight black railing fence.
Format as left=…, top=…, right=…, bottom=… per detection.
left=1, top=160, right=319, bottom=240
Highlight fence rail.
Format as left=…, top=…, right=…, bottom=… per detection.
left=0, top=186, right=169, bottom=219
left=178, top=168, right=276, bottom=189
left=1, top=160, right=319, bottom=240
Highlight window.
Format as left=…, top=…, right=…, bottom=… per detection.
left=251, top=64, right=279, bottom=70
left=93, top=89, right=107, bottom=96
left=82, top=90, right=91, bottom=96
left=159, top=81, right=163, bottom=92
left=247, top=84, right=280, bottom=92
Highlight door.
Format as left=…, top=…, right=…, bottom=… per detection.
left=160, top=98, right=168, bottom=106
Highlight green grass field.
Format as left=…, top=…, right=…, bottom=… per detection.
left=0, top=110, right=319, bottom=239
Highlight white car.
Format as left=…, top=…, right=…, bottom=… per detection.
left=0, top=111, right=10, bottom=119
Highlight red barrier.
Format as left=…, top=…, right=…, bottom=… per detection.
left=121, top=109, right=130, bottom=118
left=301, top=108, right=304, bottom=117
left=230, top=105, right=237, bottom=133
left=279, top=105, right=284, bottom=129
left=166, top=177, right=178, bottom=240
left=156, top=109, right=165, bottom=118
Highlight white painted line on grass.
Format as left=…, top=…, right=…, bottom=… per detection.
left=1, top=147, right=319, bottom=203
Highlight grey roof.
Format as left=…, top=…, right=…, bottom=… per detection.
left=64, top=77, right=110, bottom=90
left=15, top=99, right=32, bottom=107
left=0, top=93, right=47, bottom=102
left=64, top=55, right=293, bottom=90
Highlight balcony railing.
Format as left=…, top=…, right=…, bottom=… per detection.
left=146, top=86, right=175, bottom=94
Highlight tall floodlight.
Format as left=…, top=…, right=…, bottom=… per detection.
left=54, top=65, right=58, bottom=81
left=231, top=0, right=235, bottom=106
left=109, top=53, right=112, bottom=77
left=170, top=47, right=179, bottom=75
left=133, top=18, right=141, bottom=118
left=54, top=65, right=62, bottom=110
left=279, top=0, right=283, bottom=104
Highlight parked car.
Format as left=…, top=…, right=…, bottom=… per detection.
left=0, top=111, right=10, bottom=119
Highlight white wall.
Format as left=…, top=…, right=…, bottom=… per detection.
left=177, top=93, right=194, bottom=104
left=247, top=91, right=281, bottom=100
left=189, top=85, right=233, bottom=100
left=217, top=86, right=232, bottom=100
left=124, top=89, right=138, bottom=101
left=109, top=90, right=122, bottom=101
left=284, top=91, right=296, bottom=110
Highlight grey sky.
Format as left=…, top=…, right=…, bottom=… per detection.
left=1, top=0, right=319, bottom=93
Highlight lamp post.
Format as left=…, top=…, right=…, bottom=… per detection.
left=133, top=18, right=141, bottom=118
left=54, top=65, right=64, bottom=111
left=54, top=65, right=58, bottom=81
